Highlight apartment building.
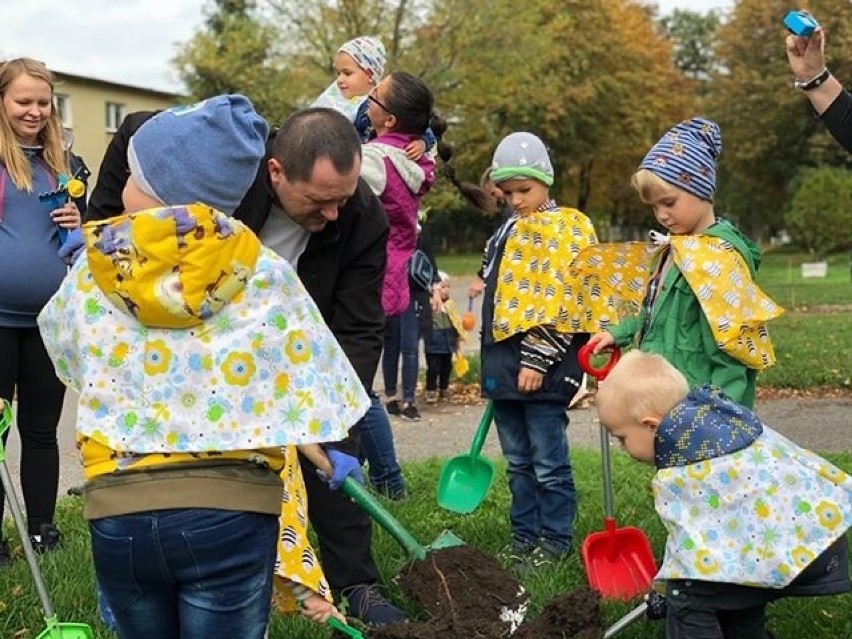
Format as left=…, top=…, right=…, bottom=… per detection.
left=52, top=70, right=182, bottom=183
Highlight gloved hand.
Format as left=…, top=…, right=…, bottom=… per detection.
left=57, top=228, right=85, bottom=264
left=326, top=449, right=364, bottom=490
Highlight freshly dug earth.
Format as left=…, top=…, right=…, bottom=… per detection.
left=366, top=546, right=604, bottom=639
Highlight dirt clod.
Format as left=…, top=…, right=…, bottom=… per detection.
left=366, top=546, right=604, bottom=639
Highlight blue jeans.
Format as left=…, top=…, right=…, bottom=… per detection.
left=493, top=400, right=576, bottom=551
left=382, top=299, right=419, bottom=404
left=90, top=508, right=278, bottom=639
left=359, top=393, right=406, bottom=497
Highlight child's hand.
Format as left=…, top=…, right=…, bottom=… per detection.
left=587, top=331, right=615, bottom=354
left=404, top=139, right=427, bottom=161
left=300, top=592, right=345, bottom=624
left=517, top=367, right=543, bottom=393
left=431, top=287, right=444, bottom=312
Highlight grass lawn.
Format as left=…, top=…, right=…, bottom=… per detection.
left=2, top=451, right=851, bottom=638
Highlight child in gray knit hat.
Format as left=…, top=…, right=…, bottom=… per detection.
left=478, top=131, right=599, bottom=570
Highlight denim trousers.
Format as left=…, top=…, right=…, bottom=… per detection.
left=90, top=508, right=278, bottom=639
left=382, top=299, right=419, bottom=404
left=358, top=393, right=406, bottom=495
left=493, top=399, right=577, bottom=551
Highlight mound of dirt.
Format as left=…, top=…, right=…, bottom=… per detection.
left=366, top=546, right=604, bottom=639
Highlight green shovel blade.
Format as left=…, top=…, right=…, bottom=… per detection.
left=36, top=617, right=95, bottom=638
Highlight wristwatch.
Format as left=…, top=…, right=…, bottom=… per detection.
left=794, top=67, right=830, bottom=91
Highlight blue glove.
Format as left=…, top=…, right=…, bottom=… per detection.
left=326, top=449, right=364, bottom=490
left=57, top=228, right=85, bottom=264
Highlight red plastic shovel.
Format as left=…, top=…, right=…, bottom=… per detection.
left=578, top=343, right=657, bottom=601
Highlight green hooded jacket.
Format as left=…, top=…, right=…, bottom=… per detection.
left=608, top=219, right=762, bottom=408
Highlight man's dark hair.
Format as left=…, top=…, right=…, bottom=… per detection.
left=272, top=107, right=361, bottom=183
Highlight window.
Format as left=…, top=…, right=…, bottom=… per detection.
left=105, top=102, right=126, bottom=132
left=54, top=94, right=72, bottom=128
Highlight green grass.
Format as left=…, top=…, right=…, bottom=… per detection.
left=3, top=452, right=852, bottom=638
left=757, top=252, right=852, bottom=310
left=759, top=313, right=852, bottom=389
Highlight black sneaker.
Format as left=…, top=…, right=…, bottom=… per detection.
left=341, top=583, right=406, bottom=626
left=29, top=524, right=62, bottom=553
left=400, top=404, right=421, bottom=422
left=385, top=400, right=401, bottom=416
left=0, top=540, right=10, bottom=568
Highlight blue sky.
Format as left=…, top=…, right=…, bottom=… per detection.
left=2, top=0, right=733, bottom=93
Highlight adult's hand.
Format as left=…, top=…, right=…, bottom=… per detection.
left=326, top=449, right=364, bottom=490
left=785, top=27, right=826, bottom=82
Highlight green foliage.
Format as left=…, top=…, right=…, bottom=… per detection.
left=660, top=8, right=721, bottom=84
left=707, top=0, right=852, bottom=237
left=784, top=167, right=852, bottom=258
left=3, top=453, right=852, bottom=637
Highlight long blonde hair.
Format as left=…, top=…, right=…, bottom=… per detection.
left=0, top=58, right=68, bottom=191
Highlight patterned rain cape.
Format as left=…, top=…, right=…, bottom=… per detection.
left=490, top=207, right=597, bottom=341
left=568, top=236, right=783, bottom=369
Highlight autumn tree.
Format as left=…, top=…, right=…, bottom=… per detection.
left=706, top=0, right=852, bottom=238
left=173, top=0, right=295, bottom=121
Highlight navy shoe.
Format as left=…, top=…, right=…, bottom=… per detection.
left=29, top=523, right=62, bottom=553
left=341, top=583, right=406, bottom=626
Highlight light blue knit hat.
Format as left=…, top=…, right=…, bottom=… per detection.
left=639, top=117, right=722, bottom=201
left=127, top=94, right=269, bottom=215
left=490, top=132, right=554, bottom=187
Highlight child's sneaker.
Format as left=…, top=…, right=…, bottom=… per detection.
left=425, top=390, right=439, bottom=404
left=439, top=388, right=454, bottom=402
left=400, top=403, right=421, bottom=422
left=29, top=524, right=62, bottom=553
left=385, top=400, right=401, bottom=416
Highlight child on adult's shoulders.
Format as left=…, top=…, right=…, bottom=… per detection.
left=312, top=36, right=434, bottom=159
left=596, top=349, right=851, bottom=638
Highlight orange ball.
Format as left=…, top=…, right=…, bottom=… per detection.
left=462, top=312, right=475, bottom=331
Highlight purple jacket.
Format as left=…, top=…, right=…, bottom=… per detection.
left=361, top=132, right=435, bottom=316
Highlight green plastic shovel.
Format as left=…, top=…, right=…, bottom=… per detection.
left=0, top=399, right=95, bottom=639
left=299, top=445, right=464, bottom=562
left=436, top=401, right=495, bottom=514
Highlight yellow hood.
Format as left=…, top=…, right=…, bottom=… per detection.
left=83, top=204, right=261, bottom=328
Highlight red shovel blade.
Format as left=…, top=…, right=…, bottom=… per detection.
left=581, top=518, right=657, bottom=601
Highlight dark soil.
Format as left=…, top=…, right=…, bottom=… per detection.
left=513, top=587, right=604, bottom=639
left=366, top=546, right=604, bottom=639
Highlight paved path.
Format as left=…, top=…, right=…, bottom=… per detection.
left=3, top=392, right=850, bottom=502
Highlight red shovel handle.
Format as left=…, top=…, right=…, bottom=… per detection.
left=578, top=343, right=621, bottom=381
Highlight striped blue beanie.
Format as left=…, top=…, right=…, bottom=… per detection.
left=639, top=117, right=722, bottom=201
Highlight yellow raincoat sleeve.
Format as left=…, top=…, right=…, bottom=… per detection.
left=272, top=446, right=332, bottom=613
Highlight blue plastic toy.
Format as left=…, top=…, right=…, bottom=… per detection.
left=783, top=11, right=819, bottom=37
left=38, top=170, right=87, bottom=245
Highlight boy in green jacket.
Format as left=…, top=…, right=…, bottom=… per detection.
left=588, top=118, right=782, bottom=408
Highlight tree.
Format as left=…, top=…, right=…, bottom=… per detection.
left=660, top=8, right=720, bottom=96
left=785, top=167, right=852, bottom=258
left=173, top=1, right=296, bottom=121
left=706, top=0, right=852, bottom=237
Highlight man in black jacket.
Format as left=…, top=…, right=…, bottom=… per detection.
left=86, top=106, right=405, bottom=626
